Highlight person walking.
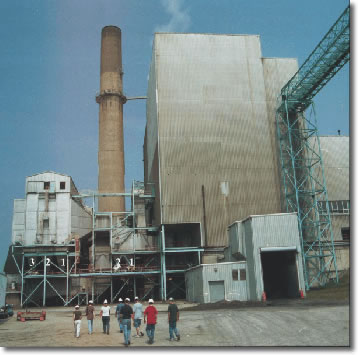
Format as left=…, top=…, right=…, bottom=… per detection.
left=144, top=299, right=158, bottom=345
left=73, top=305, right=82, bottom=338
left=168, top=297, right=180, bottom=341
left=85, top=300, right=95, bottom=335
left=120, top=298, right=133, bottom=347
left=132, top=296, right=144, bottom=337
left=115, top=298, right=124, bottom=333
left=100, top=299, right=111, bottom=334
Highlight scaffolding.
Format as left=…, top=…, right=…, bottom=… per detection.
left=11, top=180, right=203, bottom=306
left=276, top=6, right=349, bottom=289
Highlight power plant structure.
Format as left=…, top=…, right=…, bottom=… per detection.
left=3, top=7, right=350, bottom=307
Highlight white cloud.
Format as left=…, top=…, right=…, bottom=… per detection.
left=154, top=0, right=191, bottom=33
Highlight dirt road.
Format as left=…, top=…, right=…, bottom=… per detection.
left=0, top=301, right=349, bottom=347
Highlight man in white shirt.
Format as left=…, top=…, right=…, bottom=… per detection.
left=100, top=299, right=111, bottom=334
left=132, top=296, right=144, bottom=337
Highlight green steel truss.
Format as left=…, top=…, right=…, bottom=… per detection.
left=276, top=6, right=350, bottom=290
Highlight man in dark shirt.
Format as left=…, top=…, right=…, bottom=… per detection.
left=85, top=300, right=95, bottom=335
left=168, top=297, right=180, bottom=341
left=115, top=298, right=124, bottom=333
left=73, top=305, right=82, bottom=338
left=120, top=298, right=133, bottom=346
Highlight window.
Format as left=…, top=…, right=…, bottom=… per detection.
left=232, top=269, right=238, bottom=281
left=240, top=269, right=246, bottom=281
left=60, top=181, right=66, bottom=190
left=318, top=200, right=350, bottom=215
left=43, top=218, right=49, bottom=229
left=341, top=227, right=350, bottom=241
left=44, top=182, right=50, bottom=190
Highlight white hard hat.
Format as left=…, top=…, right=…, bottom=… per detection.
left=134, top=296, right=139, bottom=300
left=149, top=299, right=154, bottom=304
left=169, top=297, right=174, bottom=301
left=89, top=300, right=93, bottom=304
left=119, top=298, right=123, bottom=302
left=75, top=305, right=80, bottom=308
left=125, top=298, right=130, bottom=302
left=103, top=299, right=108, bottom=304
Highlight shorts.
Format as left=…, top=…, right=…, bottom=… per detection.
left=133, top=319, right=141, bottom=328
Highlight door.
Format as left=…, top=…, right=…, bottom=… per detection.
left=209, top=281, right=225, bottom=302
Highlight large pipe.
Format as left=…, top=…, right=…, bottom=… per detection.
left=96, top=26, right=126, bottom=212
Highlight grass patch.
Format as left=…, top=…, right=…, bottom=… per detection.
left=306, top=270, right=350, bottom=301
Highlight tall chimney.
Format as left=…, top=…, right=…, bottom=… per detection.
left=96, top=26, right=126, bottom=212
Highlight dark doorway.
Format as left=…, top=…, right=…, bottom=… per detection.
left=261, top=250, right=300, bottom=299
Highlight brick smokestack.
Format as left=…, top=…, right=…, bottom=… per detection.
left=96, top=26, right=126, bottom=212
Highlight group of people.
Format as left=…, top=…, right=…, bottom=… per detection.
left=72, top=296, right=180, bottom=346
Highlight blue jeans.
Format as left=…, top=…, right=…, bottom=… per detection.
left=122, top=318, right=131, bottom=345
left=87, top=319, right=93, bottom=334
left=146, top=324, right=155, bottom=342
left=117, top=318, right=123, bottom=331
left=169, top=321, right=179, bottom=339
left=102, top=316, right=110, bottom=334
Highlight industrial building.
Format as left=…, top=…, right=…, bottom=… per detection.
left=144, top=32, right=298, bottom=258
left=318, top=135, right=350, bottom=272
left=3, top=7, right=350, bottom=306
left=186, top=213, right=306, bottom=303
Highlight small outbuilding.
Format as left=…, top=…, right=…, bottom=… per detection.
left=185, top=262, right=248, bottom=303
left=185, top=213, right=306, bottom=303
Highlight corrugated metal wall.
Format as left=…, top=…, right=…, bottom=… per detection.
left=0, top=273, right=6, bottom=307
left=185, top=266, right=204, bottom=303
left=12, top=173, right=92, bottom=245
left=262, top=58, right=299, bottom=211
left=145, top=44, right=162, bottom=226
left=145, top=33, right=298, bottom=247
left=185, top=262, right=248, bottom=303
left=244, top=213, right=305, bottom=300
left=319, top=136, right=349, bottom=243
left=319, top=136, right=349, bottom=201
left=71, top=200, right=92, bottom=237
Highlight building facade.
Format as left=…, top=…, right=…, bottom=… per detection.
left=12, top=172, right=92, bottom=245
left=144, top=33, right=298, bottom=262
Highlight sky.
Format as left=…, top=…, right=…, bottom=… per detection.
left=0, top=0, right=350, bottom=269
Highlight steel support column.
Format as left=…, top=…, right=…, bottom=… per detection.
left=66, top=252, right=69, bottom=304
left=43, top=256, right=47, bottom=306
left=161, top=225, right=167, bottom=300
left=20, top=253, right=24, bottom=307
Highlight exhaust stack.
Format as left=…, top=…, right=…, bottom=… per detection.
left=96, top=26, right=126, bottom=212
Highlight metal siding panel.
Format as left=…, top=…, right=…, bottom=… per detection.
left=71, top=200, right=92, bottom=238
left=150, top=33, right=297, bottom=248
left=185, top=266, right=204, bottom=303
left=202, top=262, right=248, bottom=302
left=331, top=215, right=350, bottom=241
left=243, top=221, right=257, bottom=300
left=0, top=273, right=7, bottom=307
left=249, top=214, right=306, bottom=298
left=251, top=214, right=301, bottom=250
left=262, top=58, right=299, bottom=212
left=319, top=136, right=349, bottom=201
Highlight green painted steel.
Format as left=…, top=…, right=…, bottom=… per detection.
left=279, top=6, right=350, bottom=113
left=276, top=6, right=349, bottom=289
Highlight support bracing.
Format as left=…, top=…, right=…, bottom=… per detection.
left=276, top=6, right=349, bottom=289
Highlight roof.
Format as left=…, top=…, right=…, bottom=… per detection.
left=227, top=212, right=298, bottom=229
left=185, top=261, right=247, bottom=273
left=26, top=171, right=71, bottom=178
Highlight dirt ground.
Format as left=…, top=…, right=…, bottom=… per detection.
left=0, top=299, right=349, bottom=348
left=0, top=275, right=350, bottom=348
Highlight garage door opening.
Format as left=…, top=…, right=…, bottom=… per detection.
left=261, top=250, right=299, bottom=299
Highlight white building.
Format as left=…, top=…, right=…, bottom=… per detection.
left=11, top=172, right=92, bottom=245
